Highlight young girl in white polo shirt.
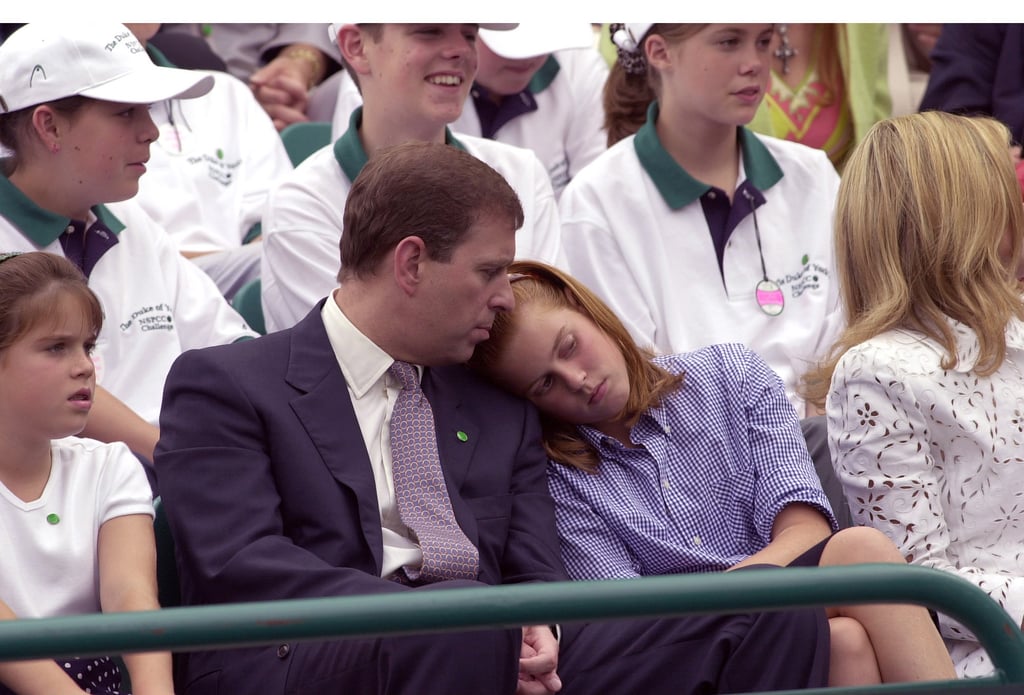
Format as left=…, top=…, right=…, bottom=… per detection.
left=0, top=23, right=258, bottom=470
left=0, top=252, right=171, bottom=695
left=560, top=24, right=841, bottom=420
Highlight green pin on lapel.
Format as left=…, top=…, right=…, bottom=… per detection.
left=456, top=430, right=469, bottom=442
left=46, top=513, right=60, bottom=525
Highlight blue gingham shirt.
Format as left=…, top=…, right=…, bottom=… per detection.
left=547, top=344, right=836, bottom=580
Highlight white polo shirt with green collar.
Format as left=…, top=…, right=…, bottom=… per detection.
left=0, top=180, right=257, bottom=425
left=330, top=51, right=608, bottom=199
left=139, top=45, right=293, bottom=257
left=449, top=50, right=608, bottom=199
left=559, top=104, right=842, bottom=416
left=261, top=106, right=564, bottom=334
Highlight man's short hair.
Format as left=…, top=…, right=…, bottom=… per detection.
left=339, top=141, right=524, bottom=281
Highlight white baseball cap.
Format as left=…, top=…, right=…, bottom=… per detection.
left=479, top=23, right=596, bottom=60
left=0, top=23, right=215, bottom=114
left=328, top=23, right=519, bottom=44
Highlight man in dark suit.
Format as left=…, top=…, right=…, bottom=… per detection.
left=919, top=24, right=1024, bottom=144
left=155, top=141, right=829, bottom=694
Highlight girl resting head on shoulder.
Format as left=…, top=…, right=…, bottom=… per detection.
left=470, top=259, right=956, bottom=687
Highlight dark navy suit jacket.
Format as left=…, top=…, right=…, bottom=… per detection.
left=920, top=24, right=1024, bottom=143
left=155, top=299, right=568, bottom=692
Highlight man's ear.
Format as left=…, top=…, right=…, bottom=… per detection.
left=393, top=236, right=427, bottom=296
left=337, top=24, right=372, bottom=77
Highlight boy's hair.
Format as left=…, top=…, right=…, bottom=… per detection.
left=603, top=24, right=707, bottom=147
left=334, top=24, right=384, bottom=94
left=339, top=140, right=524, bottom=282
left=802, top=111, right=1024, bottom=407
left=469, top=260, right=683, bottom=473
left=0, top=96, right=88, bottom=173
left=0, top=251, right=103, bottom=353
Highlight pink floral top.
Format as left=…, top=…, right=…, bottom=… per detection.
left=827, top=316, right=1024, bottom=677
left=761, top=66, right=853, bottom=169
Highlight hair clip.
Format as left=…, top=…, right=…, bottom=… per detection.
left=609, top=23, right=647, bottom=77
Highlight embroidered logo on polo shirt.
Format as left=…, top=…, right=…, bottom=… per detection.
left=183, top=150, right=242, bottom=187
left=776, top=255, right=829, bottom=299
left=119, top=303, right=175, bottom=333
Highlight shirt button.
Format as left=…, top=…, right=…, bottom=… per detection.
left=662, top=479, right=671, bottom=489
left=663, top=424, right=671, bottom=434
left=276, top=644, right=290, bottom=658
left=692, top=536, right=702, bottom=546
left=707, top=191, right=717, bottom=200
left=65, top=225, right=75, bottom=234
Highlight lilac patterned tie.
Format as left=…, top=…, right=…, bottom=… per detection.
left=389, top=360, right=479, bottom=584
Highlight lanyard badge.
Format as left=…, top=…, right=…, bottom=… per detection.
left=742, top=189, right=785, bottom=316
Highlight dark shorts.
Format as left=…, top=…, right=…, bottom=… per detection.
left=0, top=655, right=124, bottom=695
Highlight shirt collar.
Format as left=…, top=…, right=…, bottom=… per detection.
left=321, top=291, right=397, bottom=398
left=0, top=175, right=125, bottom=247
left=333, top=106, right=468, bottom=184
left=633, top=101, right=784, bottom=210
left=576, top=407, right=670, bottom=452
left=145, top=43, right=175, bottom=68
left=527, top=55, right=560, bottom=94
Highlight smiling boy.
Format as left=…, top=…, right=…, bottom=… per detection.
left=261, top=23, right=565, bottom=334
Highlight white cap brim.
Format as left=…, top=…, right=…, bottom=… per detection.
left=479, top=22, right=595, bottom=59
left=79, top=66, right=214, bottom=104
left=329, top=23, right=518, bottom=44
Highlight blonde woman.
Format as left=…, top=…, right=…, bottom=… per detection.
left=803, top=111, right=1024, bottom=677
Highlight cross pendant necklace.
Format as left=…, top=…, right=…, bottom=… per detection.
left=773, top=24, right=798, bottom=74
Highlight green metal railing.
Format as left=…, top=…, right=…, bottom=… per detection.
left=0, top=563, right=1021, bottom=693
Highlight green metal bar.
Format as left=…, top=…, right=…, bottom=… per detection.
left=772, top=678, right=1011, bottom=695
left=0, top=564, right=1021, bottom=690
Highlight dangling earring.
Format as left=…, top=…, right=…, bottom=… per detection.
left=773, top=24, right=797, bottom=75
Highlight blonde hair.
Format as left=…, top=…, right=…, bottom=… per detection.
left=603, top=24, right=708, bottom=147
left=803, top=112, right=1024, bottom=407
left=469, top=261, right=683, bottom=473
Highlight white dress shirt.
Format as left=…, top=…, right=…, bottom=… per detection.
left=321, top=293, right=423, bottom=578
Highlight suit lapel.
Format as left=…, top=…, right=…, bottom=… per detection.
left=284, top=303, right=385, bottom=572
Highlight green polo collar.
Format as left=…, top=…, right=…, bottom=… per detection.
left=334, top=106, right=468, bottom=183
left=145, top=44, right=175, bottom=68
left=633, top=101, right=784, bottom=210
left=527, top=55, right=560, bottom=95
left=0, top=175, right=125, bottom=247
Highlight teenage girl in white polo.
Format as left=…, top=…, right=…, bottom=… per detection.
left=559, top=24, right=841, bottom=420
